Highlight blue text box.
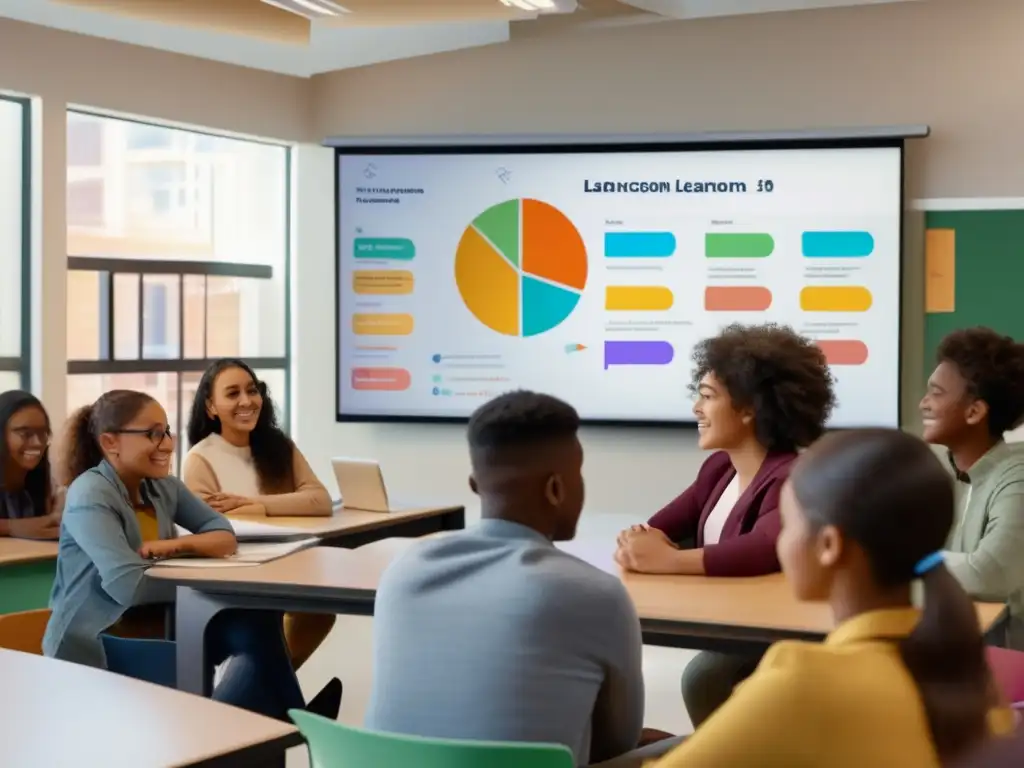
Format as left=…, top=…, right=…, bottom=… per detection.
left=802, top=231, right=874, bottom=258
left=605, top=232, right=676, bottom=258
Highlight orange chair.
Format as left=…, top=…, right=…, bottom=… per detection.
left=0, top=609, right=51, bottom=655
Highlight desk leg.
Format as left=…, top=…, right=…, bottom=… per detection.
left=176, top=587, right=229, bottom=696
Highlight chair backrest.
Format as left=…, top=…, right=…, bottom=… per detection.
left=987, top=646, right=1024, bottom=705
left=0, top=609, right=51, bottom=654
left=289, top=711, right=575, bottom=768
left=100, top=635, right=178, bottom=689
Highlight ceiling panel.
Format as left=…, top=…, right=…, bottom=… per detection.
left=54, top=0, right=310, bottom=43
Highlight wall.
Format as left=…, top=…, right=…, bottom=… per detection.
left=0, top=17, right=313, bottom=422
left=297, top=0, right=1024, bottom=519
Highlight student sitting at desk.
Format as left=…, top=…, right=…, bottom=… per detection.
left=0, top=390, right=62, bottom=539
left=42, top=389, right=338, bottom=721
left=367, top=390, right=646, bottom=767
left=182, top=359, right=336, bottom=673
left=919, top=328, right=1024, bottom=649
left=645, top=429, right=1013, bottom=768
left=615, top=323, right=835, bottom=727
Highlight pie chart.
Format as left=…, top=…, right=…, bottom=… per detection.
left=455, top=199, right=588, bottom=337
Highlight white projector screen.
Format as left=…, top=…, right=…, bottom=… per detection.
left=335, top=141, right=903, bottom=427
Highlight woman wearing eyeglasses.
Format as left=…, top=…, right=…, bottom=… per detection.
left=42, top=389, right=338, bottom=721
left=0, top=390, right=62, bottom=539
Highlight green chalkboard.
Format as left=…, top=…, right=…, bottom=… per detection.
left=923, top=209, right=1024, bottom=383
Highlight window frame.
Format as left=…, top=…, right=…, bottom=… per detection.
left=64, top=111, right=292, bottom=471
left=0, top=95, right=32, bottom=389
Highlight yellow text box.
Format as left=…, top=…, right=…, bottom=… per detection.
left=351, top=313, right=414, bottom=335
left=800, top=286, right=873, bottom=312
left=925, top=229, right=956, bottom=313
left=605, top=285, right=674, bottom=311
left=353, top=270, right=414, bottom=296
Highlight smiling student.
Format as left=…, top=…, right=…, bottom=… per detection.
left=42, top=389, right=338, bottom=721
left=182, top=358, right=337, bottom=673
left=646, top=429, right=1012, bottom=768
left=0, top=390, right=61, bottom=539
left=919, top=327, right=1024, bottom=648
left=615, top=323, right=835, bottom=727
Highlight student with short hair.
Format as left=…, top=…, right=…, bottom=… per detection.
left=646, top=429, right=1013, bottom=768
left=0, top=390, right=61, bottom=539
left=182, top=358, right=337, bottom=673
left=920, top=327, right=1024, bottom=648
left=616, top=323, right=835, bottom=727
left=42, top=389, right=337, bottom=721
left=367, top=390, right=645, bottom=767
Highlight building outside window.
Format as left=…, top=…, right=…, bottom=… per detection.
left=65, top=112, right=290, bottom=472
left=0, top=96, right=31, bottom=392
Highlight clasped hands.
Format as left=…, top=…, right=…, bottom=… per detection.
left=207, top=493, right=264, bottom=515
left=614, top=524, right=683, bottom=574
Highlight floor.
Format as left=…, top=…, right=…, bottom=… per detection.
left=285, top=512, right=699, bottom=766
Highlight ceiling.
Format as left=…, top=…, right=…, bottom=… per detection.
left=0, top=0, right=925, bottom=77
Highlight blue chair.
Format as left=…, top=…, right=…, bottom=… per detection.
left=101, top=635, right=178, bottom=688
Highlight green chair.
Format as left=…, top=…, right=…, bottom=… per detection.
left=289, top=710, right=575, bottom=768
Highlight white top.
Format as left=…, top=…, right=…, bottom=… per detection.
left=187, top=433, right=262, bottom=497
left=703, top=475, right=740, bottom=545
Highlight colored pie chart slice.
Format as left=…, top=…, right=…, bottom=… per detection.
left=454, top=225, right=519, bottom=336
left=522, top=276, right=581, bottom=337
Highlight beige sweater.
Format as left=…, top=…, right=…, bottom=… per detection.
left=182, top=433, right=332, bottom=517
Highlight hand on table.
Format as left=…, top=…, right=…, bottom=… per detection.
left=207, top=493, right=255, bottom=514
left=615, top=527, right=681, bottom=574
left=9, top=512, right=62, bottom=540
left=138, top=539, right=189, bottom=560
left=616, top=524, right=672, bottom=549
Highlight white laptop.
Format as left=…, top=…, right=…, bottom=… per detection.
left=331, top=458, right=412, bottom=513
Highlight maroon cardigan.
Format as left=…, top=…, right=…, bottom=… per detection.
left=647, top=451, right=797, bottom=577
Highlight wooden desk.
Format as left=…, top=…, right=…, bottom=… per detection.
left=227, top=504, right=465, bottom=548
left=0, top=539, right=58, bottom=615
left=0, top=647, right=301, bottom=767
left=152, top=538, right=1007, bottom=696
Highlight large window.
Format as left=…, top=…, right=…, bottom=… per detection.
left=0, top=96, right=30, bottom=391
left=66, top=112, right=290, bottom=471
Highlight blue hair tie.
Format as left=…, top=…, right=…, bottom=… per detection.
left=914, top=551, right=944, bottom=577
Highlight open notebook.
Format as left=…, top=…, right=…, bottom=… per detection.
left=149, top=537, right=318, bottom=569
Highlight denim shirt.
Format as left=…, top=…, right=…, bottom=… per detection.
left=42, top=460, right=234, bottom=668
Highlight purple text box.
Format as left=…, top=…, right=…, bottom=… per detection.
left=604, top=340, right=675, bottom=370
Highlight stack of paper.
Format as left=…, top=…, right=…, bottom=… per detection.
left=175, top=519, right=316, bottom=543
left=150, top=537, right=318, bottom=568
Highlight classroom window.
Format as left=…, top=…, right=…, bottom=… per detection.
left=0, top=96, right=31, bottom=390
left=65, top=112, right=290, bottom=473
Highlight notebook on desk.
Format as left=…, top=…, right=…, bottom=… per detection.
left=176, top=519, right=314, bottom=543
left=150, top=538, right=318, bottom=569
left=331, top=457, right=415, bottom=513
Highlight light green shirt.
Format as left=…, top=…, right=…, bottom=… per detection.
left=944, top=441, right=1024, bottom=649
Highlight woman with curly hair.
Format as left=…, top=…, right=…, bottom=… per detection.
left=182, top=359, right=339, bottom=684
left=615, top=323, right=835, bottom=726
left=919, top=327, right=1024, bottom=649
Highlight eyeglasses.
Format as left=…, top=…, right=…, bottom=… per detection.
left=10, top=427, right=51, bottom=446
left=115, top=427, right=174, bottom=445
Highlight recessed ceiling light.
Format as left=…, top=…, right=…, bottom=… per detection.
left=500, top=0, right=576, bottom=12
left=262, top=0, right=349, bottom=18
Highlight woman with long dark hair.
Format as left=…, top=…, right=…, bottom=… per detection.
left=183, top=358, right=337, bottom=675
left=0, top=390, right=60, bottom=539
left=645, top=429, right=1012, bottom=767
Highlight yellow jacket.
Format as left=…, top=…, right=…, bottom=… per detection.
left=650, top=608, right=1013, bottom=768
